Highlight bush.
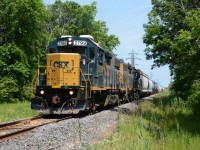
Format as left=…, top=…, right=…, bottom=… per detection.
left=188, top=80, right=200, bottom=114
left=0, top=77, right=20, bottom=103
left=21, top=85, right=35, bottom=101
left=0, top=44, right=31, bottom=103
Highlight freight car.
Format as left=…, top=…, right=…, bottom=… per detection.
left=133, top=69, right=157, bottom=99
left=31, top=35, right=158, bottom=114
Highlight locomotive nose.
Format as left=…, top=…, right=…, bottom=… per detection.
left=46, top=53, right=81, bottom=86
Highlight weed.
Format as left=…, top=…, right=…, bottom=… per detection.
left=0, top=101, right=39, bottom=122
left=88, top=91, right=200, bottom=149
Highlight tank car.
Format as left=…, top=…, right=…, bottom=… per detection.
left=148, top=79, right=154, bottom=94
left=31, top=35, right=135, bottom=114
left=133, top=69, right=153, bottom=98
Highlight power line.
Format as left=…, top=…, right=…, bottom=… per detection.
left=109, top=9, right=150, bottom=31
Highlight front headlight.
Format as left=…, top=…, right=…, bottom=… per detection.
left=68, top=38, right=72, bottom=45
left=40, top=90, right=45, bottom=95
left=69, top=91, right=74, bottom=95
left=68, top=41, right=72, bottom=45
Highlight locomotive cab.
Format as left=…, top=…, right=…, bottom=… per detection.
left=31, top=35, right=100, bottom=114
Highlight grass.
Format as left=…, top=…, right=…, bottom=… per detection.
left=87, top=91, right=200, bottom=150
left=0, top=101, right=39, bottom=122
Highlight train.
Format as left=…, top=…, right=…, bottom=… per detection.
left=31, top=35, right=161, bottom=114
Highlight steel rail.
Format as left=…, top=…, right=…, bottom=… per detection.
left=0, top=116, right=43, bottom=128
left=0, top=116, right=72, bottom=142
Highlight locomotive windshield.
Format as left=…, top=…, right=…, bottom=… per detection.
left=49, top=46, right=86, bottom=55
left=59, top=46, right=85, bottom=54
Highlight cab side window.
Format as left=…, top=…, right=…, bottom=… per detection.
left=99, top=52, right=104, bottom=65
left=106, top=58, right=111, bottom=65
left=89, top=47, right=95, bottom=60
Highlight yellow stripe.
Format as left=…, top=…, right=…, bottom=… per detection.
left=52, top=85, right=61, bottom=88
left=91, top=86, right=120, bottom=91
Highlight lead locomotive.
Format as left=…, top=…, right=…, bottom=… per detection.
left=31, top=35, right=159, bottom=114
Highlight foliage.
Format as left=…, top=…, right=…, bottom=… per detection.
left=0, top=0, right=48, bottom=55
left=0, top=44, right=29, bottom=85
left=46, top=0, right=120, bottom=50
left=143, top=0, right=200, bottom=109
left=0, top=0, right=120, bottom=103
left=0, top=77, right=19, bottom=103
left=0, top=0, right=48, bottom=103
left=0, top=44, right=29, bottom=103
left=188, top=80, right=200, bottom=114
left=88, top=92, right=200, bottom=149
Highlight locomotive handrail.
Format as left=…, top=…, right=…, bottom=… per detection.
left=35, top=56, right=92, bottom=99
left=80, top=69, right=92, bottom=99
left=87, top=62, right=93, bottom=98
left=80, top=69, right=88, bottom=99
left=36, top=65, right=80, bottom=86
left=32, top=71, right=39, bottom=94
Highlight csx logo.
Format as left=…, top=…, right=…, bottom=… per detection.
left=53, top=61, right=69, bottom=68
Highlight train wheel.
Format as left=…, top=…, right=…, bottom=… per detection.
left=137, top=93, right=140, bottom=100
left=122, top=95, right=126, bottom=103
left=127, top=95, right=131, bottom=102
left=134, top=94, right=137, bottom=100
left=134, top=92, right=139, bottom=100
left=129, top=93, right=134, bottom=102
left=89, top=99, right=97, bottom=114
left=118, top=95, right=122, bottom=106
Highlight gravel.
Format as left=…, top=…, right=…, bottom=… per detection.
left=0, top=102, right=139, bottom=150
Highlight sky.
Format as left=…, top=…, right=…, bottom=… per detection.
left=43, top=0, right=171, bottom=88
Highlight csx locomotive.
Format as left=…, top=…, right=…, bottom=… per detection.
left=31, top=35, right=160, bottom=114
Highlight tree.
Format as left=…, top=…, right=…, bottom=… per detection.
left=0, top=0, right=48, bottom=68
left=143, top=0, right=200, bottom=110
left=0, top=0, right=120, bottom=103
left=46, top=0, right=120, bottom=50
left=0, top=0, right=48, bottom=102
left=0, top=44, right=29, bottom=102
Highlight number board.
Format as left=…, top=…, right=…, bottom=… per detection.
left=73, top=40, right=87, bottom=46
left=57, top=40, right=68, bottom=46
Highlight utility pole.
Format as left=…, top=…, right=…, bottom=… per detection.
left=126, top=49, right=141, bottom=67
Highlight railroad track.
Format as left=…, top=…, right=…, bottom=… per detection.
left=0, top=115, right=72, bottom=142
left=0, top=95, right=156, bottom=143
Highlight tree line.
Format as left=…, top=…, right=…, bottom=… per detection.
left=1, top=0, right=199, bottom=114
left=0, top=0, right=120, bottom=103
left=143, top=0, right=200, bottom=113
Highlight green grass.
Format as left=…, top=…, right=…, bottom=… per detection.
left=0, top=101, right=39, bottom=122
left=87, top=91, right=200, bottom=150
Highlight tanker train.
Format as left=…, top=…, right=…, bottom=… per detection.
left=31, top=35, right=161, bottom=114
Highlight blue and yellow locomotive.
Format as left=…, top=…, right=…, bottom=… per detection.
left=31, top=35, right=158, bottom=114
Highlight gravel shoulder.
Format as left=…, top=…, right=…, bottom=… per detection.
left=0, top=102, right=139, bottom=150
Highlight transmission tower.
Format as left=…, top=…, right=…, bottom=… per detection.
left=126, top=49, right=141, bottom=67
